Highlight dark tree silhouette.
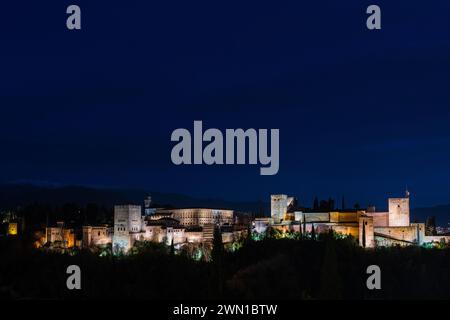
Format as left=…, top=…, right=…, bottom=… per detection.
left=298, top=220, right=303, bottom=240
left=212, top=228, right=222, bottom=254
left=426, top=216, right=437, bottom=236
left=328, top=197, right=335, bottom=211
left=211, top=226, right=224, bottom=295
left=302, top=214, right=306, bottom=236
left=362, top=221, right=366, bottom=248
left=246, top=224, right=253, bottom=243
left=1, top=229, right=450, bottom=300
left=313, top=197, right=319, bottom=211
left=170, top=238, right=175, bottom=256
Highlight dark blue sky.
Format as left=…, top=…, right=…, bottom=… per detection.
left=1, top=1, right=450, bottom=209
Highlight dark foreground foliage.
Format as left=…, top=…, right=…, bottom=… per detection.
left=1, top=235, right=450, bottom=300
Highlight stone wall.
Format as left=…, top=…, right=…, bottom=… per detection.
left=375, top=226, right=418, bottom=244
left=156, top=208, right=234, bottom=227
left=365, top=212, right=389, bottom=227
left=303, top=212, right=329, bottom=222
left=330, top=211, right=360, bottom=223
left=330, top=224, right=359, bottom=238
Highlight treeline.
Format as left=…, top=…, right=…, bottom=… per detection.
left=10, top=203, right=113, bottom=232
left=1, top=232, right=450, bottom=300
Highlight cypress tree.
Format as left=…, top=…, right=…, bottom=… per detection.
left=302, top=214, right=306, bottom=236
left=298, top=221, right=303, bottom=240
left=211, top=227, right=223, bottom=263
left=362, top=221, right=366, bottom=248
left=313, top=197, right=319, bottom=211
left=311, top=223, right=316, bottom=240
left=328, top=227, right=334, bottom=240
left=211, top=226, right=224, bottom=295
left=246, top=223, right=253, bottom=244
left=328, top=197, right=335, bottom=210
left=170, top=238, right=175, bottom=256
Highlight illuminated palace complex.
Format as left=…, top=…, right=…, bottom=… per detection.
left=109, top=205, right=238, bottom=253
left=253, top=192, right=450, bottom=247
left=36, top=193, right=450, bottom=252
left=38, top=204, right=242, bottom=253
left=79, top=197, right=243, bottom=253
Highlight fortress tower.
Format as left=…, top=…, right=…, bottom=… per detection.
left=271, top=194, right=294, bottom=223
left=388, top=195, right=410, bottom=227
left=112, top=205, right=142, bottom=253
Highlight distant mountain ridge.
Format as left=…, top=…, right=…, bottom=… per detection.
left=0, top=183, right=268, bottom=215
left=1, top=183, right=449, bottom=225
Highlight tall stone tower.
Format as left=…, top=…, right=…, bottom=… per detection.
left=271, top=194, right=294, bottom=223
left=112, top=205, right=142, bottom=253
left=388, top=196, right=410, bottom=227
left=82, top=226, right=92, bottom=248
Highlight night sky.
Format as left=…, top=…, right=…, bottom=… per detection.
left=2, top=1, right=450, bottom=209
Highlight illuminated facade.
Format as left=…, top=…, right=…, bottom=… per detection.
left=271, top=194, right=294, bottom=222
left=45, top=221, right=75, bottom=248
left=152, top=208, right=234, bottom=227
left=143, top=218, right=186, bottom=245
left=7, top=222, right=18, bottom=236
left=109, top=204, right=237, bottom=253
left=388, top=197, right=410, bottom=227
left=262, top=193, right=450, bottom=248
left=82, top=225, right=112, bottom=247
left=112, top=205, right=143, bottom=253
